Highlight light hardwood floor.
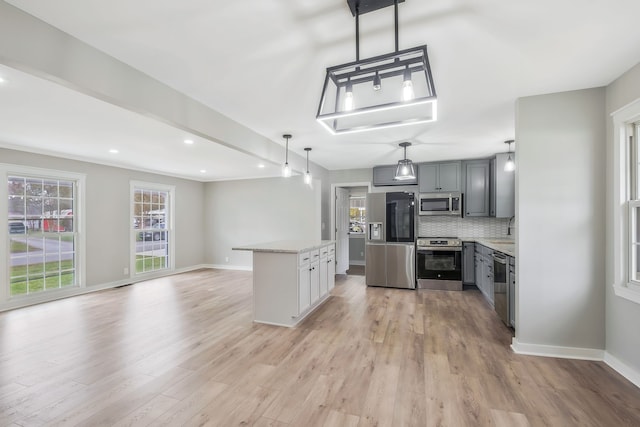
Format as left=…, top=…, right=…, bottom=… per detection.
left=1, top=269, right=639, bottom=426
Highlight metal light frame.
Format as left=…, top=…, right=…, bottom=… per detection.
left=317, top=0, right=437, bottom=135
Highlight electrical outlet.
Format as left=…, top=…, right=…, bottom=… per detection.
left=225, top=256, right=229, bottom=263
left=124, top=267, right=129, bottom=275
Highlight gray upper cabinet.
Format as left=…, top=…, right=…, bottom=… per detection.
left=373, top=165, right=417, bottom=186
left=492, top=153, right=515, bottom=218
left=418, top=162, right=461, bottom=192
left=464, top=160, right=490, bottom=217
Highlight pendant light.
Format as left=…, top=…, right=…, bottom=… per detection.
left=282, top=134, right=292, bottom=178
left=394, top=142, right=416, bottom=180
left=304, top=148, right=313, bottom=186
left=504, top=140, right=515, bottom=172
left=316, top=0, right=437, bottom=135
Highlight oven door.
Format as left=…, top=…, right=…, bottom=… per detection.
left=416, top=247, right=463, bottom=290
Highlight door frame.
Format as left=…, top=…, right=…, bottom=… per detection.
left=330, top=182, right=372, bottom=274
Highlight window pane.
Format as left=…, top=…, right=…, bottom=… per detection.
left=8, top=175, right=77, bottom=297
left=133, top=186, right=170, bottom=275
left=349, top=197, right=366, bottom=233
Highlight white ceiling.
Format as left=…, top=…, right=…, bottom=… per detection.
left=2, top=0, right=640, bottom=179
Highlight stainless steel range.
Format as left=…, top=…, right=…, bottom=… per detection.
left=415, top=237, right=463, bottom=291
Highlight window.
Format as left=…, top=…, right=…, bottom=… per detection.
left=349, top=196, right=366, bottom=234
left=613, top=99, right=640, bottom=304
left=131, top=182, right=174, bottom=275
left=4, top=168, right=84, bottom=298
left=629, top=123, right=640, bottom=288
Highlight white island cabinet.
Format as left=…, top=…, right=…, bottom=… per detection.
left=232, top=240, right=336, bottom=327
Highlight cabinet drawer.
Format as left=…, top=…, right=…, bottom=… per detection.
left=299, top=251, right=311, bottom=265
left=328, top=245, right=335, bottom=254
left=310, top=249, right=320, bottom=261
left=320, top=246, right=329, bottom=258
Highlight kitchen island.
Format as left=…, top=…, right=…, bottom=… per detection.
left=233, top=240, right=335, bottom=327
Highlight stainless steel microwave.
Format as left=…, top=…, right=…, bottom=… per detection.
left=418, top=192, right=462, bottom=216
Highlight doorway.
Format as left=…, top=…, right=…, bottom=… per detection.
left=331, top=182, right=371, bottom=275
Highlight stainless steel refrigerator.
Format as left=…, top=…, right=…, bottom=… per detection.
left=365, top=192, right=416, bottom=289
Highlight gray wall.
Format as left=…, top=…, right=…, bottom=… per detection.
left=349, top=236, right=365, bottom=264
left=204, top=176, right=322, bottom=268
left=606, top=62, right=640, bottom=372
left=515, top=88, right=606, bottom=351
left=0, top=147, right=205, bottom=294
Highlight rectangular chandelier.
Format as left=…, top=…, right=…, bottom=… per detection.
left=316, top=45, right=437, bottom=135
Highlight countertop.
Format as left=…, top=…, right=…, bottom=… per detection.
left=232, top=240, right=335, bottom=254
left=460, top=237, right=516, bottom=257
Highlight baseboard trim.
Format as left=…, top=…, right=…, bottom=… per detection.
left=207, top=264, right=253, bottom=272
left=604, top=352, right=640, bottom=389
left=511, top=338, right=605, bottom=361
left=349, top=261, right=365, bottom=266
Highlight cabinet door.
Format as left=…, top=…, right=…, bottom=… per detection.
left=493, top=153, right=516, bottom=218
left=418, top=164, right=439, bottom=192
left=462, top=242, right=475, bottom=284
left=328, top=255, right=336, bottom=291
left=373, top=165, right=416, bottom=186
left=474, top=251, right=482, bottom=289
left=438, top=162, right=461, bottom=192
left=319, top=255, right=328, bottom=297
left=509, top=264, right=516, bottom=328
left=464, top=160, right=490, bottom=217
left=310, top=261, right=320, bottom=305
left=298, top=267, right=310, bottom=314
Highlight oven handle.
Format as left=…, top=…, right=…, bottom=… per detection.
left=417, top=246, right=462, bottom=252
left=493, top=253, right=507, bottom=264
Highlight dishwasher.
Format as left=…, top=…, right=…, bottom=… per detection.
left=492, top=252, right=509, bottom=326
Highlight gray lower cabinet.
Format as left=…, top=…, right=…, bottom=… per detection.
left=462, top=242, right=475, bottom=284
left=473, top=244, right=494, bottom=305
left=464, top=160, right=490, bottom=217
left=509, top=257, right=516, bottom=328
left=418, top=162, right=461, bottom=192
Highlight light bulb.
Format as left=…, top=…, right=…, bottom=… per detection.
left=373, top=73, right=381, bottom=91
left=402, top=80, right=414, bottom=101
left=282, top=163, right=291, bottom=178
left=344, top=89, right=354, bottom=111
left=304, top=171, right=312, bottom=185
left=401, top=165, right=408, bottom=175
left=504, top=156, right=515, bottom=172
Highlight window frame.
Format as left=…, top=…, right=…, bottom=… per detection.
left=129, top=181, right=175, bottom=278
left=612, top=99, right=640, bottom=304
left=0, top=164, right=86, bottom=304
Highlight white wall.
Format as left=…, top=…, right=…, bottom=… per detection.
left=606, top=62, right=640, bottom=373
left=0, top=147, right=206, bottom=309
left=204, top=176, right=321, bottom=269
left=515, top=88, right=606, bottom=354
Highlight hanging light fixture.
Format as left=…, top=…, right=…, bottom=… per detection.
left=304, top=148, right=313, bottom=185
left=394, top=142, right=416, bottom=180
left=317, top=0, right=437, bottom=135
left=504, top=140, right=515, bottom=172
left=282, top=134, right=292, bottom=178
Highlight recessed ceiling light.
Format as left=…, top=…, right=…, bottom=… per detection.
left=0, top=77, right=5, bottom=84
left=109, top=149, right=119, bottom=154
left=258, top=164, right=265, bottom=168
left=200, top=169, right=207, bottom=173
left=184, top=139, right=194, bottom=145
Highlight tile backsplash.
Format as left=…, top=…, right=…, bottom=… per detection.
left=418, top=216, right=513, bottom=238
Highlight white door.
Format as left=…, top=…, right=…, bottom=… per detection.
left=335, top=187, right=350, bottom=274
